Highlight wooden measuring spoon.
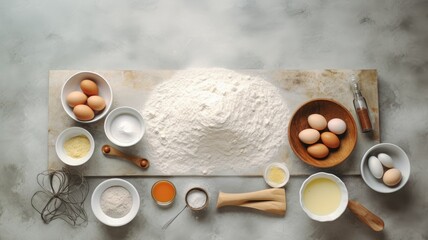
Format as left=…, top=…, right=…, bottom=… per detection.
left=347, top=200, right=384, bottom=232
left=216, top=188, right=286, bottom=216
left=102, top=144, right=149, bottom=169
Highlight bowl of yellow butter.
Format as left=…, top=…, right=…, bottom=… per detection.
left=55, top=127, right=95, bottom=166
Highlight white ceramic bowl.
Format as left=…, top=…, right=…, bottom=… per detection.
left=55, top=127, right=95, bottom=166
left=61, top=71, right=113, bottom=123
left=263, top=162, right=290, bottom=188
left=104, top=107, right=145, bottom=147
left=361, top=143, right=410, bottom=193
left=299, top=172, right=349, bottom=222
left=91, top=178, right=140, bottom=227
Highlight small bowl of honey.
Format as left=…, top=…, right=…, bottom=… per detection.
left=151, top=180, right=176, bottom=207
left=263, top=163, right=290, bottom=188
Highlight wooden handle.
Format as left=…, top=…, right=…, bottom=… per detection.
left=216, top=188, right=286, bottom=215
left=217, top=188, right=285, bottom=207
left=238, top=201, right=286, bottom=216
left=347, top=200, right=384, bottom=232
left=102, top=144, right=149, bottom=169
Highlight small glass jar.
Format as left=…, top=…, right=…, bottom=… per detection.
left=151, top=180, right=176, bottom=206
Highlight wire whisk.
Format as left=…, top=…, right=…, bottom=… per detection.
left=31, top=168, right=89, bottom=226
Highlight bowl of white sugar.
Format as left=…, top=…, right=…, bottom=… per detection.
left=104, top=107, right=145, bottom=147
left=91, top=178, right=140, bottom=227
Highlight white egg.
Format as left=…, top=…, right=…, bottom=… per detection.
left=368, top=156, right=384, bottom=179
left=327, top=118, right=347, bottom=135
left=377, top=153, right=394, bottom=168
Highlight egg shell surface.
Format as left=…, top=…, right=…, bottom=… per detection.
left=87, top=96, right=106, bottom=111
left=307, top=143, right=329, bottom=159
left=73, top=104, right=95, bottom=121
left=66, top=91, right=87, bottom=107
left=368, top=156, right=384, bottom=179
left=307, top=114, right=327, bottom=130
left=378, top=153, right=394, bottom=168
left=328, top=118, right=347, bottom=135
left=383, top=168, right=402, bottom=187
left=298, top=129, right=320, bottom=145
left=320, top=132, right=340, bottom=149
left=80, top=79, right=99, bottom=96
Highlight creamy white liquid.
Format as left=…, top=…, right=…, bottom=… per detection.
left=110, top=114, right=142, bottom=143
left=303, top=178, right=341, bottom=215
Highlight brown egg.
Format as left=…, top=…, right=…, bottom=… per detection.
left=307, top=143, right=329, bottom=159
left=73, top=104, right=95, bottom=121
left=383, top=168, right=402, bottom=187
left=80, top=79, right=98, bottom=96
left=321, top=132, right=340, bottom=149
left=87, top=96, right=106, bottom=111
left=66, top=91, right=87, bottom=107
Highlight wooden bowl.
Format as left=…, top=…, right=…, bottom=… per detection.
left=288, top=99, right=357, bottom=168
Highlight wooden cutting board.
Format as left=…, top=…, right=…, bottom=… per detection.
left=48, top=69, right=379, bottom=176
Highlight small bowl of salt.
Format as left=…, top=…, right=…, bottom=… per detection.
left=185, top=187, right=209, bottom=211
left=104, top=106, right=145, bottom=147
left=91, top=178, right=140, bottom=227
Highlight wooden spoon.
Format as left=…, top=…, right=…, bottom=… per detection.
left=102, top=144, right=149, bottom=169
left=216, top=188, right=286, bottom=216
left=347, top=200, right=384, bottom=232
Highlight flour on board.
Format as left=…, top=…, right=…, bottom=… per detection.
left=142, top=69, right=289, bottom=174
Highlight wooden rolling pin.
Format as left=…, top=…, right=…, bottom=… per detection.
left=216, top=188, right=286, bottom=216
left=102, top=144, right=149, bottom=169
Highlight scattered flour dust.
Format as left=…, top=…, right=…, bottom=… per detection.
left=142, top=69, right=289, bottom=175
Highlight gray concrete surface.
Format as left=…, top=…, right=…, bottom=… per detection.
left=1, top=0, right=427, bottom=239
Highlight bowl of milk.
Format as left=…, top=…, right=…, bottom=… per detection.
left=299, top=172, right=348, bottom=222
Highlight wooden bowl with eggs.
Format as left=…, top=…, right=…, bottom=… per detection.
left=288, top=99, right=357, bottom=168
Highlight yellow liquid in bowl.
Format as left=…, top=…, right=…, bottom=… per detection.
left=303, top=178, right=341, bottom=215
left=267, top=166, right=286, bottom=184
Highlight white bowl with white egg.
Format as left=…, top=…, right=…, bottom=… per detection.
left=361, top=143, right=410, bottom=193
left=91, top=178, right=140, bottom=227
left=61, top=71, right=113, bottom=123
left=55, top=127, right=95, bottom=166
left=104, top=106, right=145, bottom=147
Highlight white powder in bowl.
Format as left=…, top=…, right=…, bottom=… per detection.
left=186, top=189, right=207, bottom=209
left=142, top=69, right=289, bottom=174
left=100, top=186, right=133, bottom=218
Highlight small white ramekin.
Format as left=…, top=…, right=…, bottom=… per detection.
left=55, top=127, right=94, bottom=166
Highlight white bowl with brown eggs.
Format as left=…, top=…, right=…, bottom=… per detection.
left=61, top=71, right=113, bottom=123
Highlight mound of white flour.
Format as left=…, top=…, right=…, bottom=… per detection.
left=142, top=69, right=289, bottom=174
